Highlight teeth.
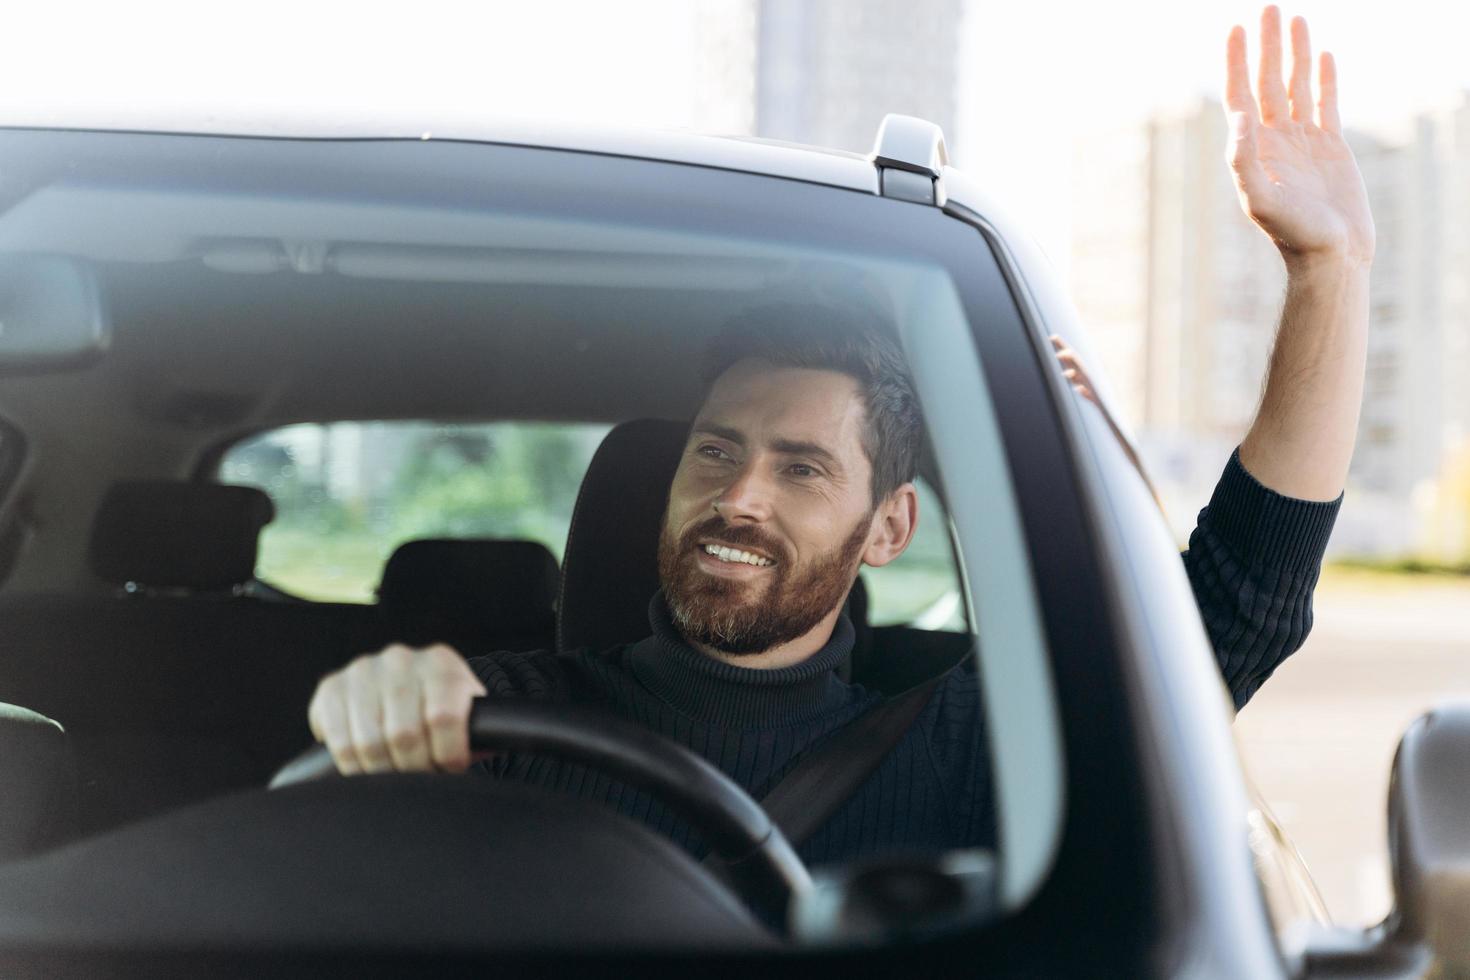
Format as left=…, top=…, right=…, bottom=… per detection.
left=702, top=544, right=772, bottom=567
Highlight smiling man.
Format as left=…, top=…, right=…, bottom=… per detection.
left=657, top=343, right=918, bottom=672
left=312, top=321, right=972, bottom=865
left=308, top=6, right=1371, bottom=864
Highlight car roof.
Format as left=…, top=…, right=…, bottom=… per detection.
left=0, top=107, right=882, bottom=195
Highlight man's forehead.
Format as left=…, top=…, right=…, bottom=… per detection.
left=695, top=360, right=867, bottom=442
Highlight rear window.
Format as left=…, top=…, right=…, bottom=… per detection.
left=219, top=421, right=608, bottom=603
left=218, top=420, right=965, bottom=628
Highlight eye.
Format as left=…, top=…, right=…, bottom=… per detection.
left=697, top=444, right=732, bottom=462
left=787, top=463, right=818, bottom=478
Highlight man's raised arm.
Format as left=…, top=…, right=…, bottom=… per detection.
left=1226, top=6, right=1374, bottom=501
left=1168, top=7, right=1373, bottom=709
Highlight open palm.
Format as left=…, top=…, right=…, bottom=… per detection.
left=1225, top=7, right=1375, bottom=265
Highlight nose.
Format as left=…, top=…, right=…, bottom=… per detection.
left=713, top=461, right=774, bottom=523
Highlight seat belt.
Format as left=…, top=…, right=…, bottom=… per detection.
left=705, top=673, right=944, bottom=866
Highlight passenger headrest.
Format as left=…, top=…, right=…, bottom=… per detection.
left=557, top=419, right=689, bottom=652
left=379, top=539, right=559, bottom=636
left=89, top=482, right=275, bottom=591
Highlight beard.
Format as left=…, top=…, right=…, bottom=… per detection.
left=657, top=510, right=871, bottom=655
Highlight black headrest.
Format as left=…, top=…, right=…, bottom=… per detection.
left=0, top=703, right=75, bottom=860
left=379, top=539, right=560, bottom=637
left=557, top=419, right=689, bottom=652
left=89, top=482, right=275, bottom=590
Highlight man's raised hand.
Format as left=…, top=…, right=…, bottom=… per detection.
left=1224, top=6, right=1375, bottom=268
left=307, top=644, right=486, bottom=775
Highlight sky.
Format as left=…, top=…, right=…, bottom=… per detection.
left=953, top=0, right=1470, bottom=274
left=1, top=0, right=1466, bottom=268
left=0, top=1, right=701, bottom=126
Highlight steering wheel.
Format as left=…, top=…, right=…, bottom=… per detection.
left=270, top=700, right=812, bottom=926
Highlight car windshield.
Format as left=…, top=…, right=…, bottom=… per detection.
left=0, top=128, right=1064, bottom=959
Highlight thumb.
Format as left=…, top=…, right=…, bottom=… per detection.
left=1226, top=111, right=1272, bottom=206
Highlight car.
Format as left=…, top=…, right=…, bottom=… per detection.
left=0, top=110, right=1460, bottom=977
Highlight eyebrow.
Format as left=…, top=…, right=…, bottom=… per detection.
left=693, top=422, right=747, bottom=446
left=692, top=422, right=843, bottom=471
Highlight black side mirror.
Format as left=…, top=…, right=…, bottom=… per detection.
left=1387, top=705, right=1470, bottom=971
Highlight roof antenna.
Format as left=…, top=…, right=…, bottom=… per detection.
left=871, top=114, right=948, bottom=207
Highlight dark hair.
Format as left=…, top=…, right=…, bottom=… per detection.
left=701, top=303, right=922, bottom=505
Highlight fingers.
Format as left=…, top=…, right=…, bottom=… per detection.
left=1061, top=365, right=1099, bottom=406
left=345, top=655, right=394, bottom=773
left=1050, top=335, right=1101, bottom=407
left=1287, top=15, right=1313, bottom=123
left=1237, top=10, right=1332, bottom=133
left=307, top=643, right=483, bottom=776
left=1255, top=6, right=1290, bottom=126
left=422, top=646, right=487, bottom=772
left=380, top=646, right=432, bottom=771
left=309, top=673, right=361, bottom=775
left=1062, top=366, right=1097, bottom=403
left=1224, top=17, right=1269, bottom=199
left=1224, top=25, right=1260, bottom=121
left=1050, top=335, right=1078, bottom=373
left=1317, top=51, right=1342, bottom=135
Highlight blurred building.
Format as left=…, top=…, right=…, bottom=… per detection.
left=1070, top=93, right=1470, bottom=558
left=1410, top=93, right=1470, bottom=558
left=1069, top=99, right=1282, bottom=541
left=692, top=0, right=963, bottom=153
left=1071, top=99, right=1283, bottom=441
left=692, top=1, right=760, bottom=136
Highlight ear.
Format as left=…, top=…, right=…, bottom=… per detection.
left=861, top=482, right=918, bottom=568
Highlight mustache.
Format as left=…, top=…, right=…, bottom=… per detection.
left=681, top=516, right=788, bottom=564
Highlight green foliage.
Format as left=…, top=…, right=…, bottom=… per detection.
left=385, top=425, right=591, bottom=548
left=255, top=525, right=388, bottom=603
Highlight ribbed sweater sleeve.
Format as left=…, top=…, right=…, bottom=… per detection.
left=1182, top=449, right=1342, bottom=710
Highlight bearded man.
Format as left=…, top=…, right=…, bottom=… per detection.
left=308, top=6, right=1372, bottom=865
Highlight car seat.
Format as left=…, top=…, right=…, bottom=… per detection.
left=0, top=702, right=76, bottom=861
left=88, top=481, right=276, bottom=595
left=0, top=480, right=383, bottom=833
left=377, top=538, right=560, bottom=654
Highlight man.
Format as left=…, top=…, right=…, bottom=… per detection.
left=308, top=6, right=1372, bottom=863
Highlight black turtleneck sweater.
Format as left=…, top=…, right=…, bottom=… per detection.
left=469, top=449, right=1340, bottom=866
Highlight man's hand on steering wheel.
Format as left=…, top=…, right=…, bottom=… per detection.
left=308, top=645, right=486, bottom=775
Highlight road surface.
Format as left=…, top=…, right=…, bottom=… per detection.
left=1233, top=568, right=1470, bottom=926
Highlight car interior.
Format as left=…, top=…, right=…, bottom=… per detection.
left=0, top=415, right=971, bottom=843
left=0, top=128, right=1047, bottom=955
